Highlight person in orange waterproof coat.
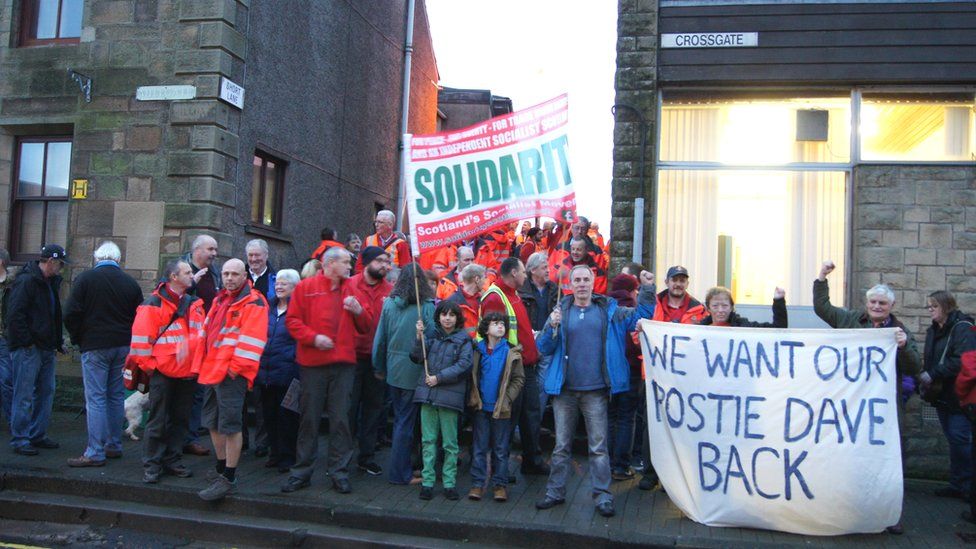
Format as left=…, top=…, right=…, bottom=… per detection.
left=309, top=228, right=345, bottom=261
left=129, top=259, right=206, bottom=484
left=193, top=259, right=269, bottom=502
left=554, top=238, right=607, bottom=295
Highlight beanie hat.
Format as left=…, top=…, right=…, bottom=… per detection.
left=359, top=246, right=388, bottom=266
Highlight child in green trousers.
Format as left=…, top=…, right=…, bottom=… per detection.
left=410, top=300, right=473, bottom=500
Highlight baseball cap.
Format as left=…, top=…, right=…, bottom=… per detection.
left=666, top=265, right=689, bottom=279
left=40, top=244, right=70, bottom=263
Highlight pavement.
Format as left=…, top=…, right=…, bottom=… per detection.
left=1, top=411, right=975, bottom=548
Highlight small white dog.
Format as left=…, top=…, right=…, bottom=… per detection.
left=123, top=391, right=150, bottom=440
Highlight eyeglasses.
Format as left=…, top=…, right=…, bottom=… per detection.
left=926, top=305, right=939, bottom=310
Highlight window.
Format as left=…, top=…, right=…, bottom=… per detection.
left=11, top=137, right=71, bottom=259
left=19, top=0, right=83, bottom=45
left=251, top=151, right=285, bottom=230
left=658, top=93, right=850, bottom=306
left=860, top=92, right=975, bottom=162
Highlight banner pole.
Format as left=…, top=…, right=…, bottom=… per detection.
left=411, top=259, right=430, bottom=378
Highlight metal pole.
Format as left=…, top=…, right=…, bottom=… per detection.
left=611, top=104, right=648, bottom=265
left=395, top=0, right=417, bottom=234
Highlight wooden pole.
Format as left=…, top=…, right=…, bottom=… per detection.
left=410, top=261, right=430, bottom=378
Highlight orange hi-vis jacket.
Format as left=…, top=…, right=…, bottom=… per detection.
left=310, top=239, right=345, bottom=261
left=554, top=254, right=607, bottom=295
left=128, top=283, right=206, bottom=379
left=362, top=232, right=411, bottom=270
left=419, top=245, right=455, bottom=277
left=193, top=286, right=269, bottom=388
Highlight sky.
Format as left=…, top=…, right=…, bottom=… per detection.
left=424, top=0, right=618, bottom=233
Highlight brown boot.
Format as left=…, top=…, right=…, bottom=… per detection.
left=468, top=486, right=484, bottom=500
left=493, top=485, right=508, bottom=502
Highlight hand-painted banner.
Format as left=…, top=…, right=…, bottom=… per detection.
left=638, top=320, right=903, bottom=536
left=405, top=94, right=576, bottom=253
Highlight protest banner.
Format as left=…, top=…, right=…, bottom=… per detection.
left=404, top=94, right=577, bottom=254
left=638, top=320, right=903, bottom=536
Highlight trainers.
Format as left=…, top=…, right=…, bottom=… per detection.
left=444, top=487, right=459, bottom=501
left=198, top=475, right=237, bottom=501
left=612, top=467, right=635, bottom=481
left=143, top=469, right=161, bottom=484
left=281, top=477, right=310, bottom=493
left=67, top=455, right=106, bottom=468
left=358, top=461, right=383, bottom=476
left=468, top=486, right=484, bottom=500
left=419, top=486, right=434, bottom=500
left=492, top=485, right=508, bottom=502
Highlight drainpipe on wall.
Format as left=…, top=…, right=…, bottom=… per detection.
left=395, top=0, right=416, bottom=234
left=611, top=103, right=648, bottom=265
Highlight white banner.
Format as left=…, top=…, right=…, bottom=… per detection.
left=638, top=320, right=903, bottom=536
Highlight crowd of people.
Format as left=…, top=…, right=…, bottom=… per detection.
left=0, top=210, right=975, bottom=529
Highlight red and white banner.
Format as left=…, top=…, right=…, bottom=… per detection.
left=405, top=94, right=577, bottom=253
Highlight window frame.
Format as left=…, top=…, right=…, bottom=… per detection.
left=10, top=136, right=73, bottom=262
left=19, top=0, right=82, bottom=47
left=250, top=150, right=286, bottom=232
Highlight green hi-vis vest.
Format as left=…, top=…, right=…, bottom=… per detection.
left=477, top=284, right=519, bottom=346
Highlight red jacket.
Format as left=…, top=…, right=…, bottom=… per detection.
left=128, top=283, right=206, bottom=379
left=356, top=233, right=411, bottom=272
left=479, top=282, right=539, bottom=366
left=957, top=346, right=976, bottom=406
left=194, top=286, right=269, bottom=388
left=286, top=273, right=369, bottom=366
left=348, top=272, right=392, bottom=360
left=652, top=291, right=706, bottom=325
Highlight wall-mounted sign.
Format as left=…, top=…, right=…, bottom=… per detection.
left=661, top=32, right=758, bottom=48
left=71, top=179, right=88, bottom=199
left=219, top=77, right=244, bottom=109
left=135, top=85, right=197, bottom=101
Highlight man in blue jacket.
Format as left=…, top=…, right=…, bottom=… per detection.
left=535, top=264, right=655, bottom=518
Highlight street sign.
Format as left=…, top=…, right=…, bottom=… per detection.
left=661, top=32, right=758, bottom=48
left=219, top=77, right=244, bottom=109
left=135, top=85, right=197, bottom=101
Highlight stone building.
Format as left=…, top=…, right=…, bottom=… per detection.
left=612, top=0, right=976, bottom=476
left=0, top=0, right=439, bottom=286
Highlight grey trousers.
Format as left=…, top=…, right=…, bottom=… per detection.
left=545, top=389, right=612, bottom=504
left=289, top=364, right=355, bottom=482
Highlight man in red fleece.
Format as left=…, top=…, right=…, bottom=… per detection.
left=195, top=259, right=269, bottom=501
left=479, top=257, right=548, bottom=476
left=282, top=247, right=368, bottom=495
left=346, top=246, right=392, bottom=476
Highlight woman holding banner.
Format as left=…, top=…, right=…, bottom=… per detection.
left=920, top=291, right=976, bottom=501
left=814, top=260, right=921, bottom=534
left=699, top=286, right=788, bottom=328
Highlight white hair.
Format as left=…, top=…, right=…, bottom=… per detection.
left=322, top=246, right=350, bottom=265
left=526, top=252, right=548, bottom=272
left=866, top=284, right=895, bottom=303
left=245, top=239, right=269, bottom=254
left=276, top=269, right=300, bottom=286
left=569, top=264, right=594, bottom=280
left=191, top=234, right=216, bottom=250
left=376, top=210, right=396, bottom=224
left=93, top=241, right=121, bottom=262
left=460, top=263, right=486, bottom=283
left=456, top=246, right=474, bottom=260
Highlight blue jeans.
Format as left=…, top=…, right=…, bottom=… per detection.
left=387, top=386, right=418, bottom=484
left=536, top=346, right=553, bottom=412
left=471, top=410, right=511, bottom=487
left=0, top=337, right=12, bottom=424
left=9, top=346, right=56, bottom=449
left=81, top=347, right=127, bottom=460
left=607, top=380, right=640, bottom=471
left=937, top=407, right=973, bottom=494
left=546, top=390, right=612, bottom=504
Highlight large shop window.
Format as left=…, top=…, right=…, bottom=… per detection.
left=20, top=0, right=83, bottom=45
left=251, top=151, right=285, bottom=230
left=11, top=138, right=71, bottom=259
left=861, top=93, right=976, bottom=162
left=658, top=94, right=849, bottom=306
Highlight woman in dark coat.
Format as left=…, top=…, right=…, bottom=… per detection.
left=920, top=290, right=976, bottom=499
left=256, top=269, right=301, bottom=472
left=699, top=286, right=788, bottom=328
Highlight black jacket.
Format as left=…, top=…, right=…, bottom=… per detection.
left=518, top=278, right=560, bottom=332
left=924, top=310, right=976, bottom=411
left=181, top=252, right=221, bottom=306
left=6, top=261, right=64, bottom=351
left=410, top=327, right=473, bottom=412
left=63, top=263, right=143, bottom=352
left=699, top=298, right=788, bottom=328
